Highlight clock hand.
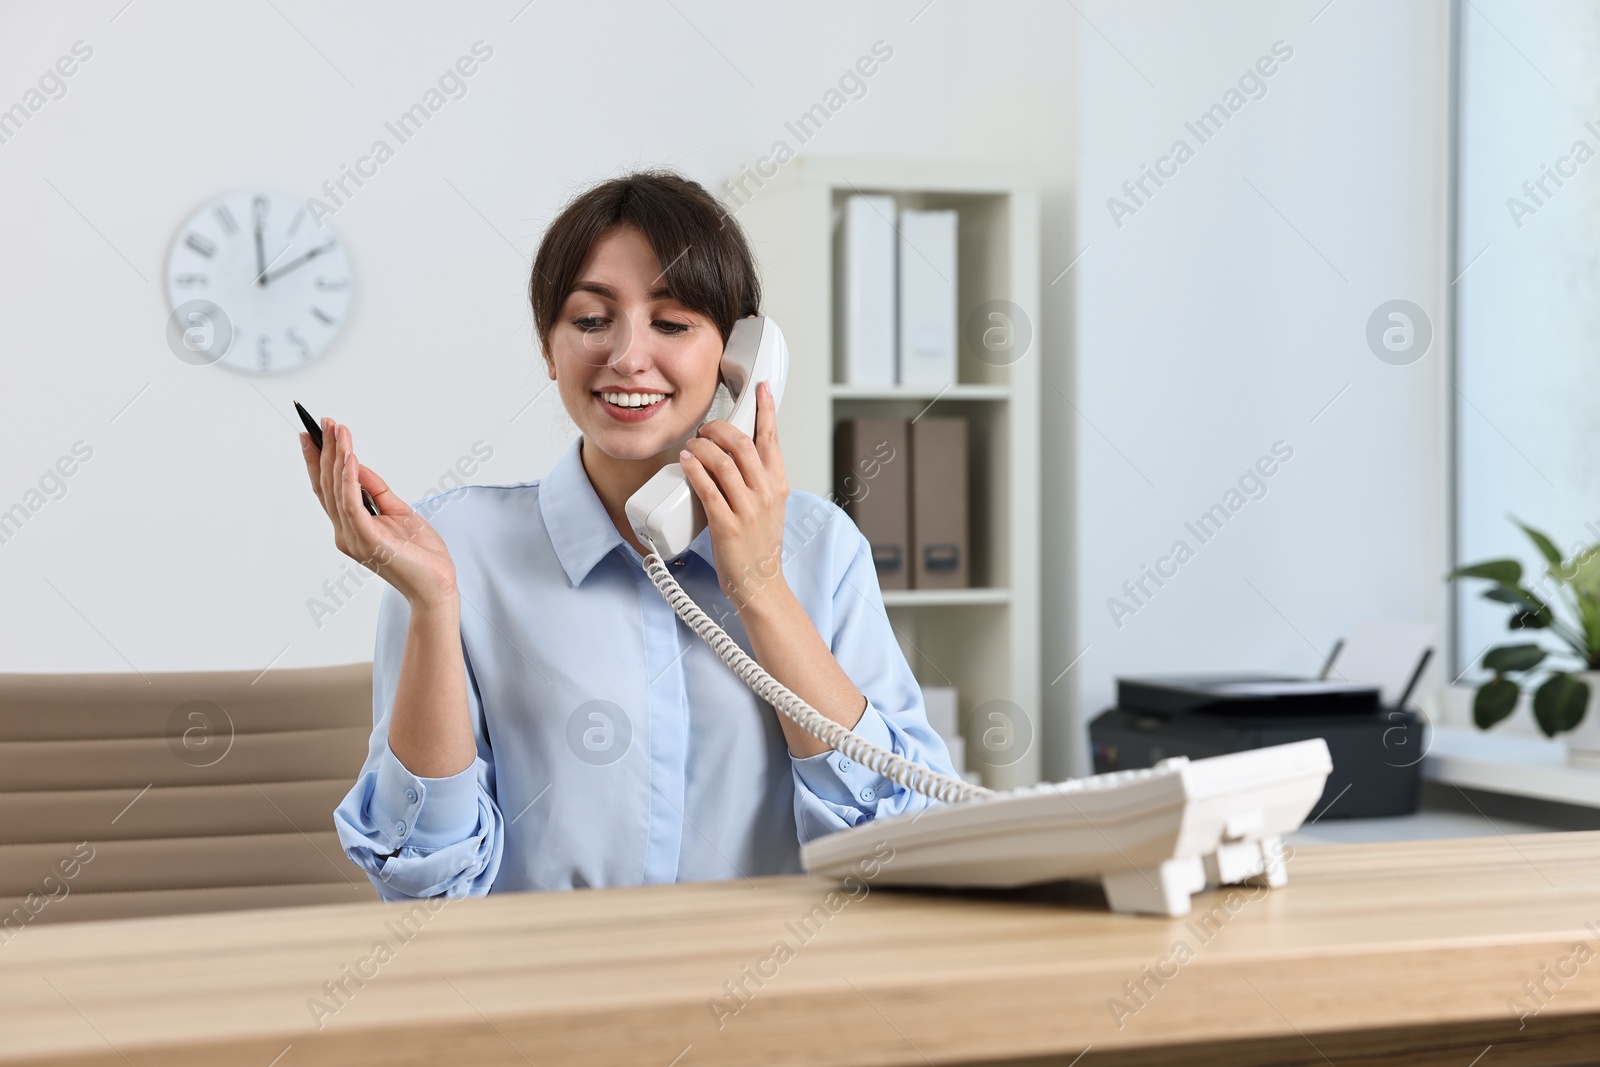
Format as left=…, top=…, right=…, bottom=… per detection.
left=253, top=196, right=268, bottom=287
left=260, top=242, right=336, bottom=287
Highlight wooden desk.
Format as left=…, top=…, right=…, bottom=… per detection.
left=4, top=832, right=1600, bottom=1066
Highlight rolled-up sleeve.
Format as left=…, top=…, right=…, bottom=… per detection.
left=334, top=583, right=504, bottom=900
left=789, top=510, right=959, bottom=843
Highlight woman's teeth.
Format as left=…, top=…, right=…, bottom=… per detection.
left=599, top=391, right=668, bottom=408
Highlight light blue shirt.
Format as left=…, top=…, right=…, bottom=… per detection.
left=333, top=435, right=956, bottom=900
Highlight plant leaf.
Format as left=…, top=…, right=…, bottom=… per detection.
left=1575, top=586, right=1600, bottom=659
left=1532, top=673, right=1590, bottom=737
left=1569, top=548, right=1600, bottom=604
left=1478, top=585, right=1542, bottom=607
left=1515, top=519, right=1563, bottom=568
left=1448, top=559, right=1523, bottom=585
left=1473, top=678, right=1520, bottom=729
left=1483, top=586, right=1556, bottom=632
left=1482, top=643, right=1548, bottom=673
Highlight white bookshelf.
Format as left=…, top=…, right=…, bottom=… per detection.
left=733, top=156, right=1042, bottom=790
left=881, top=589, right=1012, bottom=608
left=830, top=383, right=1012, bottom=401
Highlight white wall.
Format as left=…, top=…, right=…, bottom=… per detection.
left=1050, top=0, right=1454, bottom=777
left=0, top=1, right=1076, bottom=674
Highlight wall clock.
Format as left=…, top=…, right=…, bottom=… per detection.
left=164, top=191, right=353, bottom=374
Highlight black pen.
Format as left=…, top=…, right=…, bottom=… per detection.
left=295, top=400, right=379, bottom=516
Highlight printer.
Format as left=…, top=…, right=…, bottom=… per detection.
left=1089, top=674, right=1425, bottom=818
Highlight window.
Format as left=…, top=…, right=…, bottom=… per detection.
left=1453, top=0, right=1600, bottom=676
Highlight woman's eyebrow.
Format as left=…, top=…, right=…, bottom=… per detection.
left=569, top=281, right=677, bottom=302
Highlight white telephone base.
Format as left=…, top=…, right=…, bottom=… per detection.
left=800, top=738, right=1333, bottom=917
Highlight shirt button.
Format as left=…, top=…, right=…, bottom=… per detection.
left=838, top=757, right=853, bottom=772
left=395, top=820, right=407, bottom=836
left=860, top=787, right=875, bottom=802
left=404, top=788, right=418, bottom=804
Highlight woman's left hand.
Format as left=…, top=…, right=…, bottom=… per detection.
left=679, top=379, right=790, bottom=614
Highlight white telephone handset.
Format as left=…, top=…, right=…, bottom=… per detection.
left=625, top=315, right=790, bottom=560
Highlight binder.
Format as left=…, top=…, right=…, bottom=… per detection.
left=910, top=416, right=968, bottom=588
left=833, top=417, right=910, bottom=590
left=897, top=209, right=957, bottom=387
left=833, top=194, right=897, bottom=385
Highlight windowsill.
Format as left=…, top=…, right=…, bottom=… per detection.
left=1423, top=724, right=1600, bottom=809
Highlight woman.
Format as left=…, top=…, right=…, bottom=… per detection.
left=303, top=169, right=956, bottom=900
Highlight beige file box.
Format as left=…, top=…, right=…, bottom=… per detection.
left=910, top=416, right=969, bottom=588
left=833, top=417, right=910, bottom=590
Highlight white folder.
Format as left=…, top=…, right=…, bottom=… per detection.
left=833, top=194, right=897, bottom=385
left=897, top=209, right=957, bottom=387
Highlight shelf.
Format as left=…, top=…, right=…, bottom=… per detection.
left=881, top=588, right=1011, bottom=608
left=736, top=155, right=1040, bottom=790
left=1422, top=725, right=1600, bottom=809
left=830, top=383, right=1010, bottom=401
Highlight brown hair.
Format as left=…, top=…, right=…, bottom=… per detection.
left=530, top=169, right=761, bottom=352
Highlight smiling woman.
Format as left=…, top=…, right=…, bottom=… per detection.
left=528, top=171, right=763, bottom=544
left=307, top=167, right=957, bottom=900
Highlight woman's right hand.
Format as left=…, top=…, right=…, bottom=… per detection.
left=299, top=418, right=459, bottom=611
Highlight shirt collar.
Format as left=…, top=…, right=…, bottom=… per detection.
left=542, top=436, right=716, bottom=587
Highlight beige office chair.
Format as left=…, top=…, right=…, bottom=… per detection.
left=0, top=663, right=376, bottom=926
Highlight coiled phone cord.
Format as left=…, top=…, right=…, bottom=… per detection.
left=643, top=551, right=993, bottom=805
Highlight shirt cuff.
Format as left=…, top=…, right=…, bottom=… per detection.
left=372, top=742, right=482, bottom=851
left=790, top=700, right=898, bottom=811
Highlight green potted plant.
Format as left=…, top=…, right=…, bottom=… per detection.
left=1448, top=519, right=1600, bottom=765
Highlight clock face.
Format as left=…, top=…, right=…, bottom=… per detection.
left=164, top=191, right=353, bottom=375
